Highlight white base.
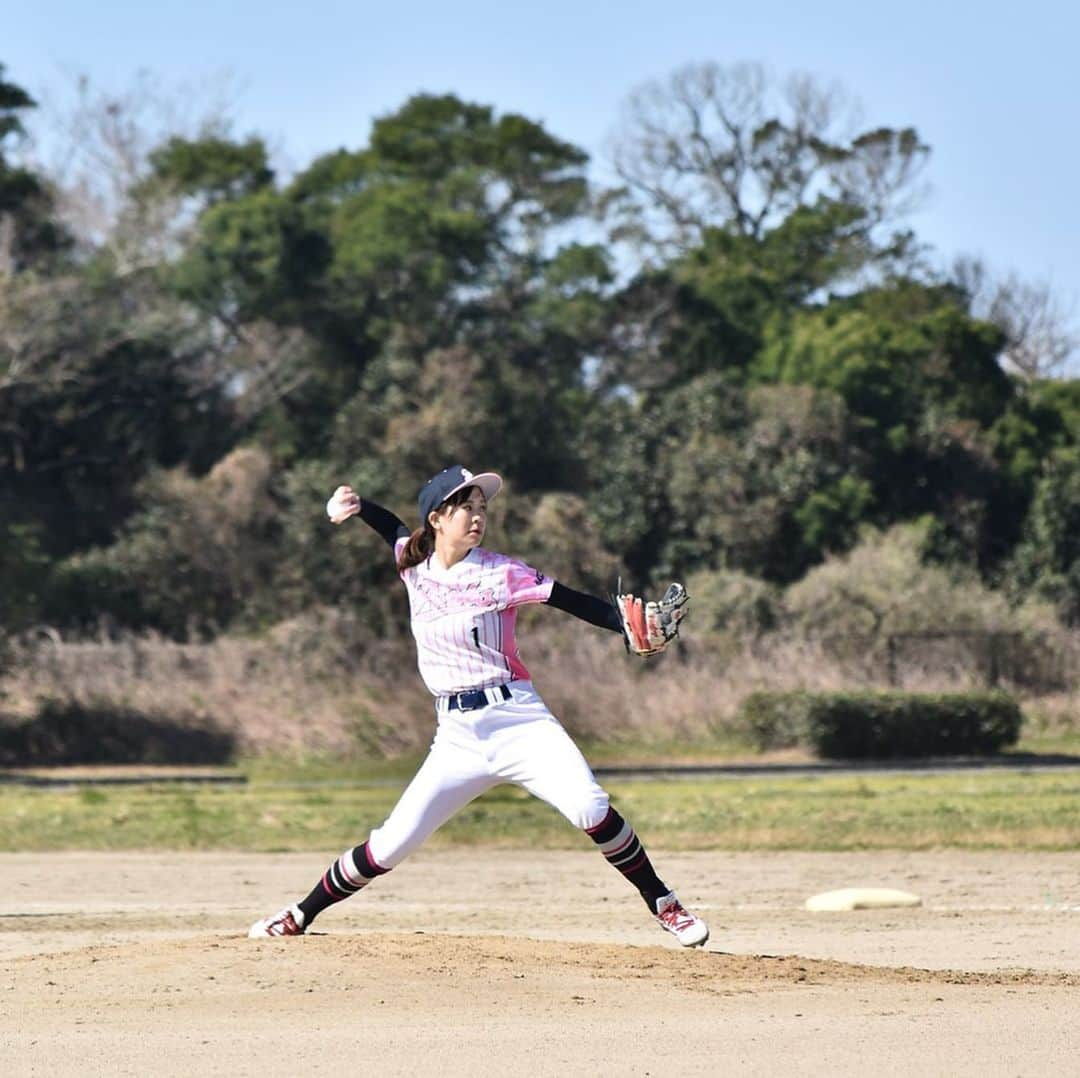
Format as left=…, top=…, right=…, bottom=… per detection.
left=805, top=887, right=922, bottom=911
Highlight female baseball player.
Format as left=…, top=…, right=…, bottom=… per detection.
left=248, top=465, right=708, bottom=947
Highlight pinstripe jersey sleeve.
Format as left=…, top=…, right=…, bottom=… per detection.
left=395, top=544, right=554, bottom=696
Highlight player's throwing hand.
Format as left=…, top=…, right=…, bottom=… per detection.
left=326, top=485, right=361, bottom=525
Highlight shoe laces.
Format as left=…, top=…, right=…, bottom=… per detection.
left=658, top=900, right=695, bottom=931
left=269, top=911, right=301, bottom=936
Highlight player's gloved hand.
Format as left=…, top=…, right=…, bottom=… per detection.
left=326, top=485, right=361, bottom=525
left=612, top=582, right=689, bottom=656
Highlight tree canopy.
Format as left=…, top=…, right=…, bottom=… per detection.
left=0, top=62, right=1077, bottom=641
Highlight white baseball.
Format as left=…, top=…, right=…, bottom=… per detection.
left=326, top=486, right=358, bottom=524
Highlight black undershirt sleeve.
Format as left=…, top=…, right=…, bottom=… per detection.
left=546, top=580, right=623, bottom=634
left=357, top=499, right=411, bottom=549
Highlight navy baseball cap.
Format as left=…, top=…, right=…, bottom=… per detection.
left=418, top=465, right=502, bottom=525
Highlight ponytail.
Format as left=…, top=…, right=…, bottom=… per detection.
left=397, top=524, right=435, bottom=571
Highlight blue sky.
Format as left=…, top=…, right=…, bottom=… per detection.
left=6, top=0, right=1079, bottom=327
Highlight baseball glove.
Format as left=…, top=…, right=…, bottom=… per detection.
left=613, top=581, right=689, bottom=656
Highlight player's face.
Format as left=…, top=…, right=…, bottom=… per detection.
left=432, top=489, right=487, bottom=550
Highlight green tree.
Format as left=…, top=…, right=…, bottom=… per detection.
left=597, top=199, right=887, bottom=397
left=0, top=521, right=50, bottom=634
left=594, top=62, right=933, bottom=407
left=584, top=374, right=863, bottom=583
left=166, top=94, right=596, bottom=467
left=663, top=381, right=865, bottom=581
left=1006, top=447, right=1080, bottom=625
left=983, top=379, right=1077, bottom=565
left=55, top=449, right=282, bottom=638
left=753, top=283, right=1015, bottom=567
left=0, top=265, right=237, bottom=559
left=0, top=63, right=70, bottom=271
left=145, top=135, right=274, bottom=205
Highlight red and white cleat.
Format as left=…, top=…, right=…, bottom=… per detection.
left=655, top=892, right=709, bottom=947
left=248, top=904, right=306, bottom=938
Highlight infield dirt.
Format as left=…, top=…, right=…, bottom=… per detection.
left=2, top=849, right=1079, bottom=1076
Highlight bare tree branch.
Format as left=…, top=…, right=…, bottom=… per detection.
left=219, top=320, right=315, bottom=423
left=22, top=68, right=241, bottom=271
left=954, top=256, right=1078, bottom=379
left=607, top=60, right=929, bottom=259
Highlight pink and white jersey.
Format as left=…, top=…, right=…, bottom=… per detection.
left=394, top=541, right=554, bottom=696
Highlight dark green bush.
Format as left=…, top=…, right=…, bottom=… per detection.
left=739, top=690, right=818, bottom=750
left=737, top=690, right=1023, bottom=758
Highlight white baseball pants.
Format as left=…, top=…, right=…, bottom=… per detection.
left=367, top=680, right=610, bottom=869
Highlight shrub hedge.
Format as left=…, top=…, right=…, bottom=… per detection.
left=738, top=690, right=1023, bottom=759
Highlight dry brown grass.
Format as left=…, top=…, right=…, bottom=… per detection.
left=4, top=610, right=1076, bottom=761
left=1, top=619, right=432, bottom=759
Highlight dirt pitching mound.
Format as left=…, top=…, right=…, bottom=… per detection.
left=3, top=850, right=1080, bottom=1076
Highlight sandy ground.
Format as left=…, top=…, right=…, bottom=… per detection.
left=2, top=849, right=1079, bottom=1077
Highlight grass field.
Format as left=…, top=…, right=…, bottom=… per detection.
left=4, top=763, right=1080, bottom=853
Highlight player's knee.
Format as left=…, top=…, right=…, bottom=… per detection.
left=366, top=826, right=412, bottom=870
left=569, top=790, right=610, bottom=832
